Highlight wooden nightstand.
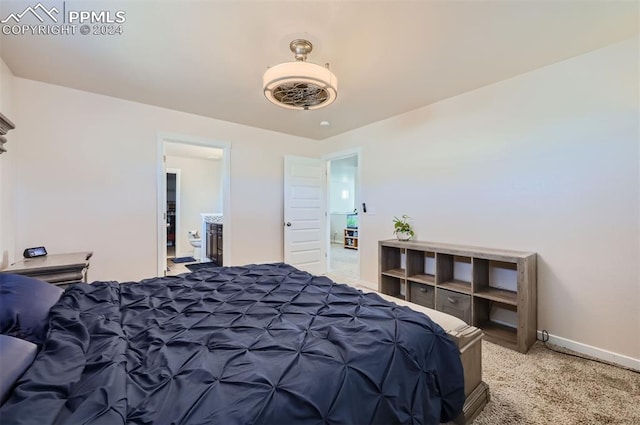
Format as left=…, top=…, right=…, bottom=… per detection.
left=1, top=252, right=93, bottom=287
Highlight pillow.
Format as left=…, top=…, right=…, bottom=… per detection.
left=0, top=273, right=63, bottom=345
left=0, top=334, right=37, bottom=405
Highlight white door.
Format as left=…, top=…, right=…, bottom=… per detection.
left=284, top=156, right=326, bottom=275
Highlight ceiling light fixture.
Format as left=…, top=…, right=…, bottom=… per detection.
left=263, top=39, right=337, bottom=110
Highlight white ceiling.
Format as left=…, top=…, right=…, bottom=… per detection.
left=1, top=1, right=637, bottom=140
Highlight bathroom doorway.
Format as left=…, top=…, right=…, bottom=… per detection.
left=324, top=148, right=361, bottom=283
left=165, top=168, right=181, bottom=259
left=157, top=134, right=231, bottom=277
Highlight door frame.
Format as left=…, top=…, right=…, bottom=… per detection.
left=322, top=147, right=362, bottom=280
left=166, top=168, right=181, bottom=258
left=157, top=132, right=231, bottom=276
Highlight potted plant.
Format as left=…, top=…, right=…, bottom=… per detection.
left=393, top=215, right=415, bottom=241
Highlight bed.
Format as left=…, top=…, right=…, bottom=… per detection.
left=0, top=263, right=488, bottom=424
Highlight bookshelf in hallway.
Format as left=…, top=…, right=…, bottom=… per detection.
left=344, top=228, right=358, bottom=250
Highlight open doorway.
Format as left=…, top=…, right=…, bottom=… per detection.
left=165, top=169, right=180, bottom=259
left=325, top=149, right=361, bottom=282
left=157, top=134, right=231, bottom=276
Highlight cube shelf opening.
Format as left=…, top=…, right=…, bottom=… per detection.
left=473, top=259, right=518, bottom=305
left=380, top=275, right=404, bottom=299
left=473, top=298, right=518, bottom=349
left=473, top=259, right=518, bottom=292
left=437, top=254, right=472, bottom=293
left=380, top=246, right=405, bottom=277
left=407, top=250, right=436, bottom=285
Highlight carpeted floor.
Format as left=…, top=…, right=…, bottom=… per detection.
left=472, top=340, right=640, bottom=424
left=329, top=243, right=358, bottom=280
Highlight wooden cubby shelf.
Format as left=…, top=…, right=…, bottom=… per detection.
left=382, top=268, right=406, bottom=278
left=438, top=280, right=472, bottom=294
left=407, top=274, right=435, bottom=285
left=379, top=239, right=537, bottom=353
left=474, top=287, right=518, bottom=306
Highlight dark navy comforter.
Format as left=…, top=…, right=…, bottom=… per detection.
left=0, top=263, right=464, bottom=424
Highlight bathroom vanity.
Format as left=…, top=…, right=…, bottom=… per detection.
left=206, top=222, right=223, bottom=265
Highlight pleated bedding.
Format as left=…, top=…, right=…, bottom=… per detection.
left=1, top=263, right=464, bottom=424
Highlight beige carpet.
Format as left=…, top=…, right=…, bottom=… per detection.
left=329, top=243, right=359, bottom=280
left=472, top=341, right=640, bottom=424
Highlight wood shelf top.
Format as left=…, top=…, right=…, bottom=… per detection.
left=379, top=239, right=535, bottom=261
left=474, top=287, right=518, bottom=306
left=381, top=268, right=405, bottom=278
left=407, top=274, right=435, bottom=285
left=438, top=279, right=472, bottom=294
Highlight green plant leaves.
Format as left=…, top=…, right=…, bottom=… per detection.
left=392, top=215, right=414, bottom=236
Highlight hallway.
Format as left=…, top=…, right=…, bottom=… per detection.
left=328, top=243, right=358, bottom=281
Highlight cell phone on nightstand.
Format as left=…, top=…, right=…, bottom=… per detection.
left=23, top=246, right=48, bottom=258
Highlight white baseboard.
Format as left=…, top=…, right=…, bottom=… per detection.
left=537, top=330, right=640, bottom=372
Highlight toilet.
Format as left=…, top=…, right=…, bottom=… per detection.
left=188, top=230, right=201, bottom=257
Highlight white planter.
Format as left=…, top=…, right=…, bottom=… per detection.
left=396, top=231, right=412, bottom=241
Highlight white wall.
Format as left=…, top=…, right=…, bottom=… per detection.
left=329, top=157, right=357, bottom=213
left=9, top=78, right=321, bottom=282
left=165, top=155, right=223, bottom=256
left=330, top=213, right=347, bottom=243
left=322, top=37, right=639, bottom=360
left=0, top=58, right=15, bottom=269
